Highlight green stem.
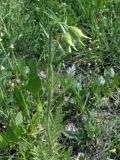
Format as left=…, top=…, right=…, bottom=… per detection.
left=48, top=26, right=53, bottom=117
left=47, top=26, right=53, bottom=147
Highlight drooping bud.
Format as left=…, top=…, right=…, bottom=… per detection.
left=62, top=32, right=77, bottom=52
left=69, top=26, right=91, bottom=46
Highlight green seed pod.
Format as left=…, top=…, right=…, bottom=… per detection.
left=62, top=32, right=77, bottom=52
left=63, top=32, right=73, bottom=46
left=69, top=26, right=91, bottom=45
left=70, top=26, right=90, bottom=39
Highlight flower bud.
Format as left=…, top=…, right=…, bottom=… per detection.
left=69, top=26, right=91, bottom=45
left=62, top=32, right=77, bottom=52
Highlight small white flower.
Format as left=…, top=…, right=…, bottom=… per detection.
left=67, top=64, right=76, bottom=76
left=1, top=66, right=5, bottom=70
left=88, top=48, right=92, bottom=51
left=77, top=152, right=85, bottom=159
left=89, top=40, right=92, bottom=43
left=64, top=96, right=74, bottom=104
left=18, top=34, right=22, bottom=38
left=38, top=71, right=46, bottom=79
left=10, top=44, right=14, bottom=49
left=0, top=38, right=2, bottom=42
left=0, top=32, right=4, bottom=37
left=65, top=122, right=77, bottom=132
left=88, top=63, right=91, bottom=66
left=11, top=83, right=14, bottom=87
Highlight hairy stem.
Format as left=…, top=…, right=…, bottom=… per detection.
left=47, top=26, right=53, bottom=147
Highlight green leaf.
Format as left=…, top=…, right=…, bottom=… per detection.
left=27, top=58, right=42, bottom=98
left=15, top=112, right=23, bottom=125
left=19, top=141, right=29, bottom=152
left=6, top=126, right=18, bottom=142
left=14, top=87, right=29, bottom=117
left=27, top=75, right=42, bottom=98
left=63, top=131, right=78, bottom=141
left=112, top=73, right=119, bottom=89
left=28, top=58, right=38, bottom=76
left=15, top=126, right=24, bottom=137
left=0, top=134, right=8, bottom=148
left=18, top=58, right=27, bottom=78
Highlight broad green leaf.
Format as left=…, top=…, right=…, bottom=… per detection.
left=112, top=73, right=119, bottom=89
left=15, top=126, right=24, bottom=138
left=6, top=126, right=18, bottom=142
left=0, top=135, right=8, bottom=148
left=27, top=75, right=42, bottom=98
left=14, top=87, right=29, bottom=117
left=6, top=125, right=23, bottom=142
left=28, top=58, right=38, bottom=76
left=27, top=58, right=42, bottom=98
left=15, top=112, right=23, bottom=125
left=18, top=58, right=27, bottom=78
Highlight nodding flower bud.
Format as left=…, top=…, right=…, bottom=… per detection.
left=62, top=32, right=77, bottom=53
left=69, top=26, right=91, bottom=46
left=62, top=32, right=73, bottom=46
